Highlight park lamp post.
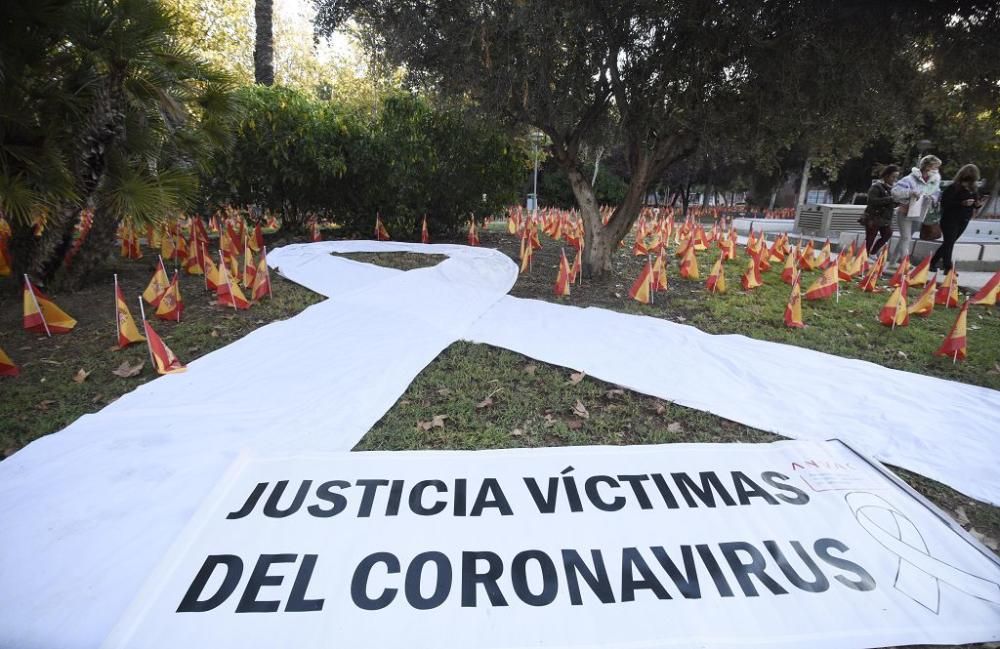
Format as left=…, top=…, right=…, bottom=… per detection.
left=528, top=130, right=545, bottom=213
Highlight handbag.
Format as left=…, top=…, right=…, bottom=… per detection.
left=919, top=203, right=942, bottom=240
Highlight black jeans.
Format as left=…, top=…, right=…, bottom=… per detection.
left=930, top=219, right=970, bottom=272
left=865, top=221, right=892, bottom=255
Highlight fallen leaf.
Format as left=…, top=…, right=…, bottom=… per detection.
left=655, top=403, right=667, bottom=415
left=676, top=316, right=687, bottom=322
left=855, top=323, right=865, bottom=329
left=954, top=506, right=970, bottom=527
left=510, top=428, right=524, bottom=437
left=111, top=360, right=144, bottom=378
left=436, top=388, right=452, bottom=397
left=91, top=394, right=104, bottom=404
left=431, top=414, right=448, bottom=428
left=897, top=351, right=908, bottom=358
left=572, top=399, right=590, bottom=419
left=970, top=324, right=981, bottom=330
left=256, top=319, right=266, bottom=325
left=543, top=414, right=557, bottom=427
left=72, top=368, right=90, bottom=383
left=476, top=396, right=494, bottom=409
left=210, top=329, right=220, bottom=338
left=523, top=364, right=537, bottom=376
left=566, top=419, right=584, bottom=430
left=605, top=388, right=625, bottom=398
left=40, top=359, right=61, bottom=365
left=35, top=400, right=55, bottom=411
left=416, top=420, right=433, bottom=431
left=667, top=422, right=683, bottom=433
left=568, top=371, right=586, bottom=385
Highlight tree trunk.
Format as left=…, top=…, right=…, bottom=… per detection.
left=797, top=157, right=812, bottom=205
left=254, top=0, right=275, bottom=86
left=769, top=190, right=777, bottom=209
left=591, top=146, right=603, bottom=187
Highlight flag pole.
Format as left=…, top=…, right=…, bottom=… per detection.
left=174, top=271, right=180, bottom=322
left=138, top=296, right=154, bottom=368
left=220, top=251, right=236, bottom=311
left=24, top=275, right=51, bottom=337
left=648, top=255, right=654, bottom=305
left=114, top=274, right=121, bottom=343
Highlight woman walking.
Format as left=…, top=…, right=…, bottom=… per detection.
left=890, top=155, right=942, bottom=265
left=929, top=164, right=984, bottom=273
left=863, top=164, right=900, bottom=255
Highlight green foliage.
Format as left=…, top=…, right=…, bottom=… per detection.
left=205, top=87, right=528, bottom=237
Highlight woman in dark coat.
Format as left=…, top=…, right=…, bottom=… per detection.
left=930, top=164, right=984, bottom=273
left=863, top=164, right=900, bottom=255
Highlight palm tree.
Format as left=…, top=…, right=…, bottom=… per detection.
left=0, top=0, right=237, bottom=287
left=254, top=0, right=274, bottom=86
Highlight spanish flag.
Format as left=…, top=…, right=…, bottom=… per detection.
left=143, top=318, right=186, bottom=374
left=506, top=213, right=518, bottom=235
left=569, top=246, right=582, bottom=284
left=23, top=276, right=76, bottom=335
left=799, top=240, right=817, bottom=271
left=879, top=277, right=909, bottom=328
left=781, top=248, right=798, bottom=284
left=0, top=235, right=12, bottom=277
left=969, top=269, right=1000, bottom=306
left=467, top=219, right=480, bottom=246
left=249, top=223, right=264, bottom=252
left=204, top=251, right=222, bottom=292
left=706, top=254, right=726, bottom=294
left=217, top=254, right=250, bottom=310
left=519, top=232, right=533, bottom=274
left=633, top=234, right=649, bottom=256
left=741, top=254, right=763, bottom=291
left=934, top=300, right=968, bottom=362
left=756, top=237, right=772, bottom=272
left=422, top=215, right=431, bottom=244
left=907, top=255, right=932, bottom=287
left=935, top=268, right=959, bottom=307
left=185, top=237, right=204, bottom=276
left=815, top=239, right=831, bottom=268
left=628, top=258, right=654, bottom=304
left=679, top=245, right=700, bottom=279
left=554, top=249, right=572, bottom=296
left=160, top=226, right=177, bottom=261
left=252, top=247, right=273, bottom=302
left=858, top=249, right=887, bottom=292
left=887, top=255, right=910, bottom=288
left=375, top=213, right=391, bottom=241
left=114, top=276, right=145, bottom=348
left=309, top=219, right=321, bottom=242
left=784, top=273, right=804, bottom=328
left=652, top=252, right=669, bottom=292
left=243, top=246, right=257, bottom=289
left=768, top=236, right=786, bottom=263
left=142, top=258, right=170, bottom=306
left=908, top=273, right=937, bottom=317
left=0, top=345, right=19, bottom=377
left=155, top=272, right=183, bottom=321
left=804, top=263, right=839, bottom=301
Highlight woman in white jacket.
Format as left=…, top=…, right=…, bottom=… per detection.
left=889, top=155, right=941, bottom=265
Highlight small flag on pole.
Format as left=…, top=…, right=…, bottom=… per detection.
left=908, top=273, right=937, bottom=317
left=968, top=269, right=1000, bottom=306
left=804, top=263, right=839, bottom=301
left=23, top=276, right=76, bottom=335
left=155, top=271, right=184, bottom=321
left=0, top=345, right=19, bottom=377
left=628, top=258, right=654, bottom=304
left=142, top=257, right=170, bottom=306
left=935, top=268, right=960, bottom=307
left=554, top=249, right=571, bottom=296
left=879, top=277, right=909, bottom=328
left=784, top=272, right=804, bottom=328
left=140, top=300, right=186, bottom=375
left=114, top=274, right=145, bottom=348
left=706, top=254, right=726, bottom=294
left=934, top=300, right=969, bottom=362
left=421, top=215, right=431, bottom=244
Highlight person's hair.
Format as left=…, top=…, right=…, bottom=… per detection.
left=918, top=155, right=942, bottom=171
left=875, top=163, right=900, bottom=180
left=952, top=163, right=980, bottom=186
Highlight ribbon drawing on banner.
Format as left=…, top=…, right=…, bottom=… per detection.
left=846, top=491, right=1000, bottom=613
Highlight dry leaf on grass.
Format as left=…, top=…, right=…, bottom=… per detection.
left=667, top=422, right=683, bottom=433
left=954, top=506, right=970, bottom=527
left=543, top=414, right=557, bottom=427
left=72, top=368, right=90, bottom=383
left=523, top=364, right=537, bottom=376
left=605, top=388, right=625, bottom=398
left=510, top=428, right=524, bottom=437
left=436, top=388, right=452, bottom=397
left=568, top=371, right=586, bottom=385
left=416, top=415, right=448, bottom=431
left=566, top=419, right=584, bottom=430
left=112, top=360, right=144, bottom=378
left=210, top=329, right=220, bottom=338
left=35, top=400, right=55, bottom=411
left=476, top=396, right=494, bottom=409
left=572, top=399, right=590, bottom=419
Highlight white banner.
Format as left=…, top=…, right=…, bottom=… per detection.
left=103, top=441, right=1000, bottom=649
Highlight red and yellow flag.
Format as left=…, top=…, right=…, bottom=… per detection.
left=784, top=273, right=804, bottom=328
left=23, top=277, right=76, bottom=335
left=142, top=260, right=170, bottom=306
left=114, top=278, right=145, bottom=348
left=309, top=219, right=322, bottom=242
left=934, top=301, right=968, bottom=361
left=907, top=255, right=932, bottom=287
left=908, top=274, right=937, bottom=317
left=569, top=246, right=582, bottom=284
left=815, top=239, right=832, bottom=268
left=858, top=249, right=887, bottom=292
left=217, top=261, right=250, bottom=310
left=421, top=215, right=431, bottom=244
left=804, top=263, right=839, bottom=301
left=652, top=252, right=669, bottom=292
left=243, top=248, right=257, bottom=289
left=467, top=219, right=480, bottom=246
left=633, top=234, right=649, bottom=256
left=155, top=272, right=183, bottom=321
left=741, top=254, right=763, bottom=291
left=0, top=345, right=19, bottom=377
left=879, top=277, right=909, bottom=327
left=252, top=248, right=272, bottom=302
left=969, top=269, right=1000, bottom=306
left=143, top=319, right=186, bottom=374
left=375, top=213, right=391, bottom=241
left=781, top=248, right=798, bottom=284
left=204, top=251, right=222, bottom=291
left=888, top=255, right=910, bottom=288
left=519, top=233, right=533, bottom=274
left=706, top=254, right=726, bottom=294
left=554, top=249, right=572, bottom=296
left=679, top=245, right=700, bottom=280
left=798, top=240, right=817, bottom=271
left=185, top=237, right=204, bottom=276
left=935, top=268, right=959, bottom=307
left=628, top=259, right=654, bottom=304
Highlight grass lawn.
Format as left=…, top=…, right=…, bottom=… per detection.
left=2, top=227, right=999, bottom=649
